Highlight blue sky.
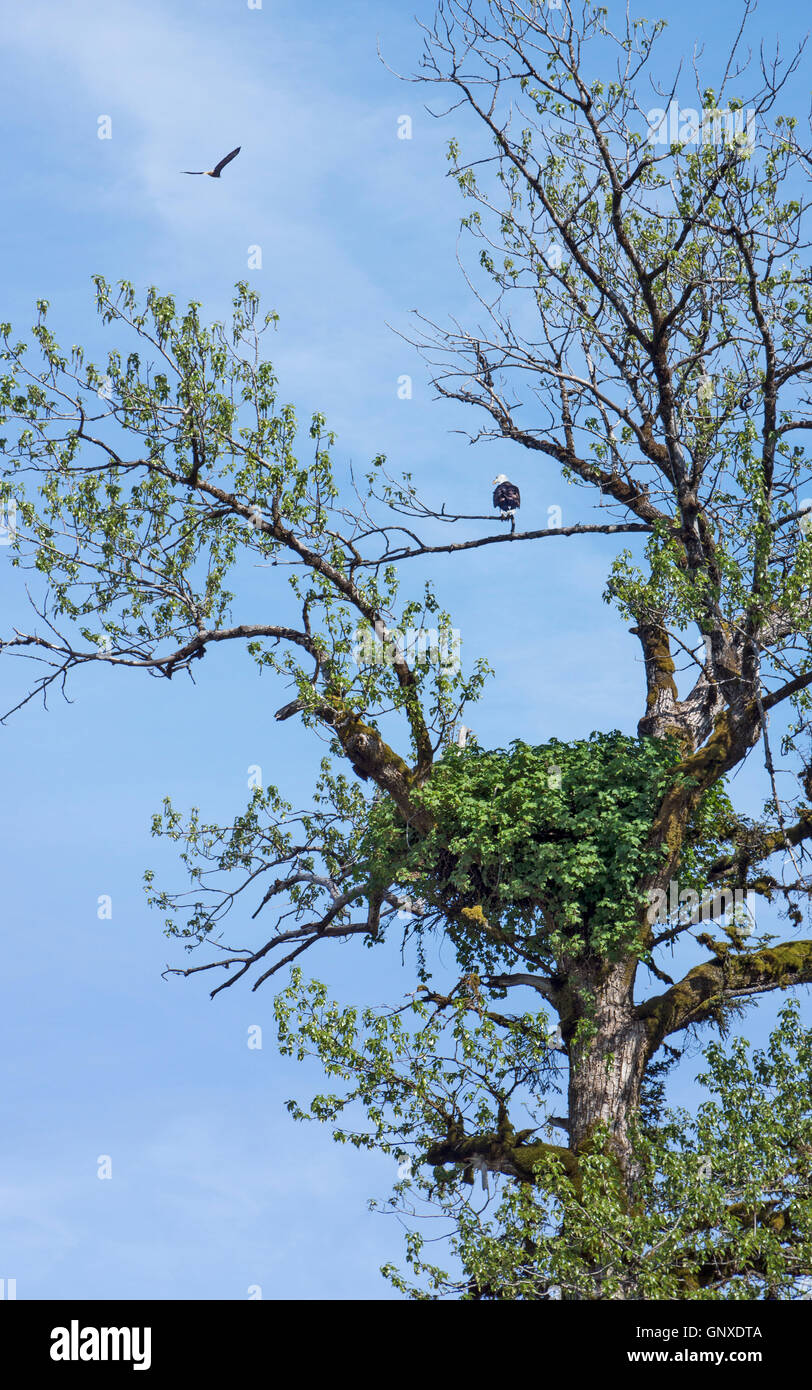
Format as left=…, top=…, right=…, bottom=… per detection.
left=1, top=0, right=811, bottom=1300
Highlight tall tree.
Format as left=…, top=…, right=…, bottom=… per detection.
left=3, top=0, right=812, bottom=1298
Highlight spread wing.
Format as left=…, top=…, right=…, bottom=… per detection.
left=212, top=146, right=241, bottom=176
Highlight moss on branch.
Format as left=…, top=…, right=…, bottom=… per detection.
left=638, top=939, right=812, bottom=1041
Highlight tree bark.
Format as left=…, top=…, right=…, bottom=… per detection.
left=563, top=958, right=650, bottom=1170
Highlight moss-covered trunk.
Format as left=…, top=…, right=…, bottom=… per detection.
left=559, top=956, right=651, bottom=1299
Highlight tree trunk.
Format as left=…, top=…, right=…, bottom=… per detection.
left=560, top=957, right=652, bottom=1298
left=565, top=957, right=650, bottom=1169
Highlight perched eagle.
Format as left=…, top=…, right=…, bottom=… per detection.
left=493, top=474, right=520, bottom=526
left=183, top=146, right=241, bottom=178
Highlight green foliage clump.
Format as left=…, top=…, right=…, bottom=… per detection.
left=365, top=731, right=687, bottom=967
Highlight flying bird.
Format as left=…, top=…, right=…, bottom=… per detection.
left=493, top=474, right=521, bottom=530
left=183, top=146, right=241, bottom=178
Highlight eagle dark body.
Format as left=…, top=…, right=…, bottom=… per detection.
left=493, top=480, right=520, bottom=513
left=183, top=146, right=241, bottom=178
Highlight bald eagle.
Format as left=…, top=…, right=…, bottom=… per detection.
left=493, top=474, right=520, bottom=529
left=183, top=146, right=241, bottom=178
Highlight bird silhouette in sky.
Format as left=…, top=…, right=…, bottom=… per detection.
left=182, top=146, right=241, bottom=178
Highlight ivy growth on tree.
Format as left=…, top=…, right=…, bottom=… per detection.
left=362, top=732, right=735, bottom=968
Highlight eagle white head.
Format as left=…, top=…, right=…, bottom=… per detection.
left=492, top=473, right=509, bottom=484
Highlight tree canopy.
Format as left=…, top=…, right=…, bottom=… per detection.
left=3, top=0, right=812, bottom=1298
